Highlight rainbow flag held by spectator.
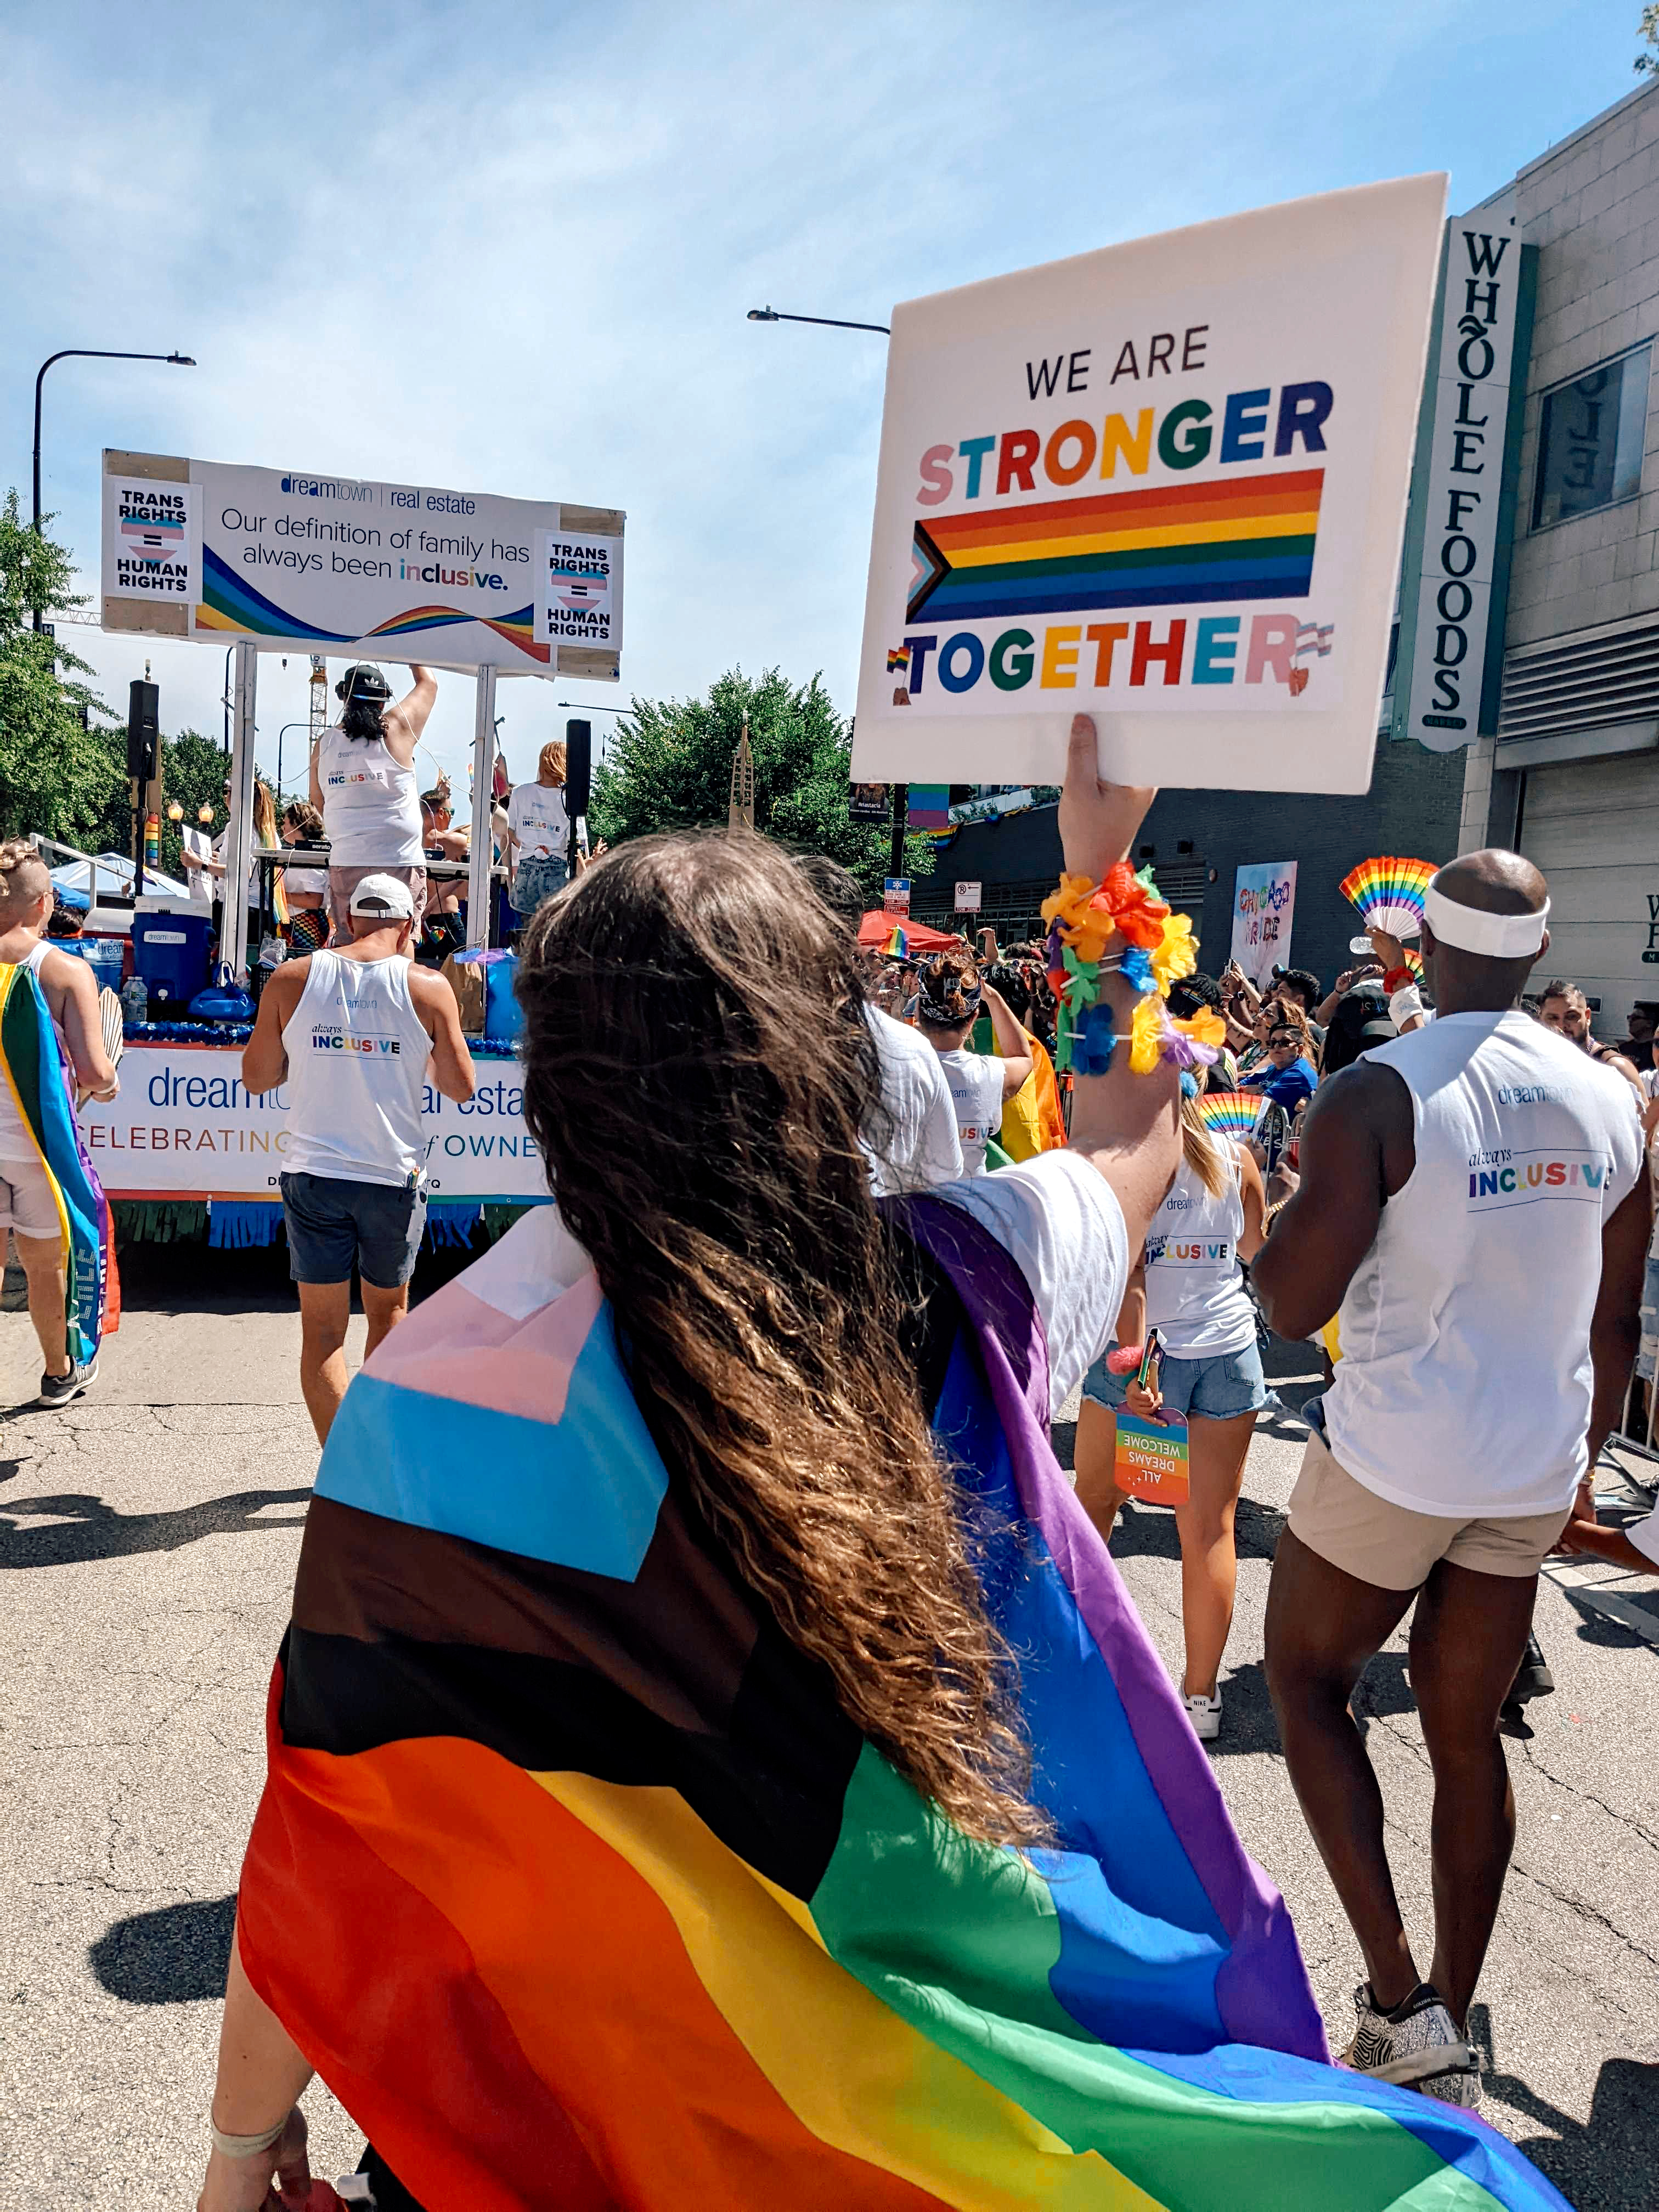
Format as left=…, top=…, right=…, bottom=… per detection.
left=906, top=783, right=951, bottom=829
left=0, top=960, right=119, bottom=1363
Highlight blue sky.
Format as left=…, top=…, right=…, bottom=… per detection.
left=2, top=0, right=1649, bottom=799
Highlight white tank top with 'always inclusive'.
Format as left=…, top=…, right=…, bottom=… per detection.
left=1142, top=1144, right=1256, bottom=1357
left=316, top=724, right=424, bottom=867
left=280, top=950, right=433, bottom=1188
left=1325, top=1008, right=1644, bottom=1517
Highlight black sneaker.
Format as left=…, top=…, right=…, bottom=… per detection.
left=1340, top=1981, right=1480, bottom=2106
left=1510, top=1632, right=1554, bottom=1703
left=37, top=1358, right=97, bottom=1409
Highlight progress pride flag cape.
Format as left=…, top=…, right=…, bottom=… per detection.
left=239, top=1199, right=1563, bottom=2211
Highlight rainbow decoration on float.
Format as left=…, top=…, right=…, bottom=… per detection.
left=909, top=467, right=1323, bottom=624
left=1338, top=855, right=1436, bottom=941
left=194, top=545, right=550, bottom=662
left=1195, top=1088, right=1268, bottom=1141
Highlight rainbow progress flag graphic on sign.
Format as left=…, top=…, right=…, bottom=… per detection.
left=237, top=1197, right=1562, bottom=2211
left=194, top=545, right=549, bottom=661
left=909, top=466, right=1323, bottom=625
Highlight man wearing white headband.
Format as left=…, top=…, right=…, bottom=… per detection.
left=1252, top=849, right=1648, bottom=2109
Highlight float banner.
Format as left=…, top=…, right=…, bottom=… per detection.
left=80, top=1045, right=548, bottom=1202
left=100, top=453, right=623, bottom=678
left=101, top=477, right=200, bottom=608
left=534, top=529, right=622, bottom=655
left=852, top=174, right=1446, bottom=794
left=1230, top=860, right=1297, bottom=989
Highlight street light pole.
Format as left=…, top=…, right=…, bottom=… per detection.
left=746, top=306, right=890, bottom=335
left=31, top=347, right=196, bottom=630
left=274, top=723, right=310, bottom=806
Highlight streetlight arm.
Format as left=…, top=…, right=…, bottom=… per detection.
left=746, top=306, right=890, bottom=335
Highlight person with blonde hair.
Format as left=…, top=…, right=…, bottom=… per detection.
left=0, top=842, right=120, bottom=1406
left=506, top=737, right=571, bottom=920
left=1075, top=1084, right=1268, bottom=1740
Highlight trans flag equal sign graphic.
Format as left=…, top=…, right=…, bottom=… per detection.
left=907, top=466, right=1324, bottom=624
left=120, top=511, right=185, bottom=563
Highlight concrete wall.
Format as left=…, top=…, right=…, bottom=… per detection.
left=1504, top=80, right=1659, bottom=650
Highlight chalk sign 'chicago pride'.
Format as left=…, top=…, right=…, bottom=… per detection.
left=853, top=176, right=1447, bottom=793
left=101, top=453, right=624, bottom=679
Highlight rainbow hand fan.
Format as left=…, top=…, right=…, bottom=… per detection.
left=883, top=923, right=908, bottom=958
left=1402, top=946, right=1424, bottom=979
left=1338, top=855, right=1435, bottom=940
left=1195, top=1090, right=1266, bottom=1140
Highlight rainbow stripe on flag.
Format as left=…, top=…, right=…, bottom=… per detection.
left=0, top=962, right=119, bottom=1363
left=195, top=545, right=550, bottom=662
left=906, top=783, right=951, bottom=829
left=238, top=1198, right=1563, bottom=2212
left=909, top=468, right=1323, bottom=625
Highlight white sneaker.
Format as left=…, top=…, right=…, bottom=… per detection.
left=1183, top=1690, right=1222, bottom=1741
left=1340, top=1982, right=1480, bottom=2106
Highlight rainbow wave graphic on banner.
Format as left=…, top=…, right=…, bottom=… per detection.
left=909, top=467, right=1323, bottom=624
left=195, top=545, right=549, bottom=661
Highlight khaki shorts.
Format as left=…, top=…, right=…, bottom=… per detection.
left=0, top=1156, right=61, bottom=1241
left=1288, top=1425, right=1570, bottom=1590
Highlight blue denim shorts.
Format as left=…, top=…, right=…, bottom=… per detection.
left=511, top=854, right=570, bottom=917
left=1082, top=1337, right=1268, bottom=1421
left=281, top=1171, right=427, bottom=1290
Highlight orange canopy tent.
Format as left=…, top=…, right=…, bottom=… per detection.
left=856, top=912, right=964, bottom=953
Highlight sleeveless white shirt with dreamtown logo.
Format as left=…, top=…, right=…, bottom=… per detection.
left=1141, top=1145, right=1255, bottom=1359
left=315, top=724, right=424, bottom=867
left=280, top=951, right=432, bottom=1188
left=1325, top=1008, right=1643, bottom=1518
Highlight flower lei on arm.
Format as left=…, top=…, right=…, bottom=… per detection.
left=1040, top=861, right=1222, bottom=1079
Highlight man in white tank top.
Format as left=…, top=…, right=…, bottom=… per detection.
left=242, top=873, right=477, bottom=1444
left=0, top=845, right=121, bottom=1407
left=1253, top=853, right=1647, bottom=2108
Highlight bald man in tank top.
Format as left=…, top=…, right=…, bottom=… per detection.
left=1252, top=852, right=1647, bottom=2109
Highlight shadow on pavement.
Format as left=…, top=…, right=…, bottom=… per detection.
left=1468, top=2004, right=1659, bottom=2208
left=89, top=1894, right=235, bottom=2004
left=0, top=1486, right=313, bottom=1567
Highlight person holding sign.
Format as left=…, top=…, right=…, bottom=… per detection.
left=1254, top=850, right=1647, bottom=2108
left=1074, top=1087, right=1267, bottom=1740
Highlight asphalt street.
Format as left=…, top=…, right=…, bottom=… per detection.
left=3, top=1241, right=1658, bottom=2209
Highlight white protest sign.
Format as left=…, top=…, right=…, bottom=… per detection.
left=534, top=529, right=622, bottom=657
left=81, top=1045, right=548, bottom=1201
left=1229, top=861, right=1298, bottom=989
left=852, top=175, right=1446, bottom=794
left=101, top=477, right=200, bottom=609
left=101, top=454, right=624, bottom=678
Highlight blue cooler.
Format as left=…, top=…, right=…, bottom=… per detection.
left=133, top=910, right=212, bottom=1009
left=60, top=938, right=125, bottom=994
left=484, top=951, right=524, bottom=1045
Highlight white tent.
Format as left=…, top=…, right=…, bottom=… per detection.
left=49, top=852, right=190, bottom=908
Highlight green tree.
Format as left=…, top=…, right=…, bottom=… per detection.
left=1640, top=3, right=1659, bottom=71
left=0, top=491, right=126, bottom=850
left=590, top=667, right=935, bottom=899
left=156, top=728, right=230, bottom=879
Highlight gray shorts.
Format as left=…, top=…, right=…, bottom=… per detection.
left=280, top=1171, right=426, bottom=1289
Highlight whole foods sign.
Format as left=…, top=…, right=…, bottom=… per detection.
left=1393, top=204, right=1537, bottom=751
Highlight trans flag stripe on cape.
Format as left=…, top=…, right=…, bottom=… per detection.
left=0, top=960, right=117, bottom=1363
left=237, top=1198, right=1565, bottom=2211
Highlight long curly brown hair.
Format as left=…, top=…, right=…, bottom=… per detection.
left=516, top=831, right=1043, bottom=1846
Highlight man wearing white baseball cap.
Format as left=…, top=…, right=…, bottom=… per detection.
left=242, top=872, right=477, bottom=1443
left=1252, top=849, right=1648, bottom=2109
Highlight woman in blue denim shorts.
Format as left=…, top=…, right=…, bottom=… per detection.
left=1075, top=1088, right=1267, bottom=1741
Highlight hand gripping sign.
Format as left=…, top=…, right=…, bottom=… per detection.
left=853, top=174, right=1446, bottom=795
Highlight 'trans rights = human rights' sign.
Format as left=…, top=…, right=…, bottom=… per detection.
left=853, top=174, right=1447, bottom=795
